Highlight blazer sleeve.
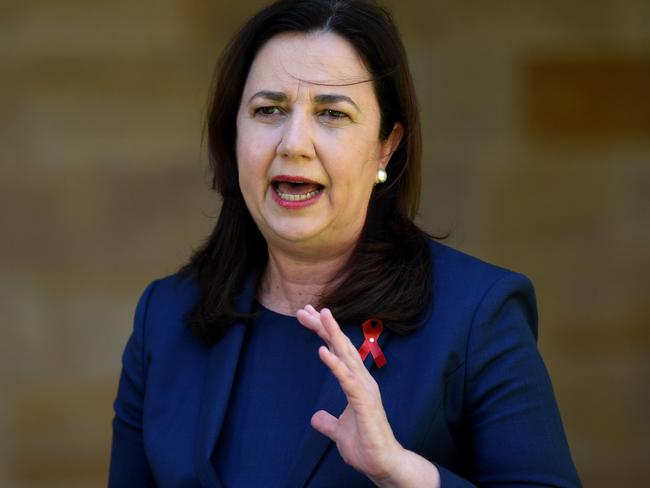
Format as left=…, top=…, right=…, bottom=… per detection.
left=108, top=280, right=158, bottom=487
left=438, top=273, right=581, bottom=488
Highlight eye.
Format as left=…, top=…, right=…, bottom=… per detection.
left=320, top=109, right=348, bottom=120
left=254, top=106, right=283, bottom=117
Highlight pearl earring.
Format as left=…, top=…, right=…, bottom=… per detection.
left=376, top=168, right=388, bottom=184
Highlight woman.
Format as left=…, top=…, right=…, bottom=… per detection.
left=109, top=0, right=581, bottom=486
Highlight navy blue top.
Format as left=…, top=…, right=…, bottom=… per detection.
left=212, top=304, right=329, bottom=486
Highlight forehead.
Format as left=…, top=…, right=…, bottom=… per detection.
left=243, top=31, right=375, bottom=99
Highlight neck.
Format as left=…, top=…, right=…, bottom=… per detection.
left=258, top=244, right=354, bottom=316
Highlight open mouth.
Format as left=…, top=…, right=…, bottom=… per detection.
left=271, top=177, right=325, bottom=202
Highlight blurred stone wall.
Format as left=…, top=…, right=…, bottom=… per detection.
left=1, top=0, right=648, bottom=486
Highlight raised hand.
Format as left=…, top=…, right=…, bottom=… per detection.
left=295, top=305, right=402, bottom=484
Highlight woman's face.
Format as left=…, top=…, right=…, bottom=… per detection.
left=236, top=31, right=401, bottom=256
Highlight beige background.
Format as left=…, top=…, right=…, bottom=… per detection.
left=1, top=0, right=649, bottom=486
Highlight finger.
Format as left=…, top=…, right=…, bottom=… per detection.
left=310, top=409, right=339, bottom=441
left=304, top=304, right=320, bottom=318
left=296, top=309, right=332, bottom=345
left=318, top=346, right=374, bottom=409
left=318, top=345, right=363, bottom=396
left=295, top=308, right=323, bottom=334
left=320, top=308, right=362, bottom=366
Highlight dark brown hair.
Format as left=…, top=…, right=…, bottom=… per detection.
left=181, top=0, right=435, bottom=344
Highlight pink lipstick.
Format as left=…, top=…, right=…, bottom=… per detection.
left=270, top=175, right=324, bottom=209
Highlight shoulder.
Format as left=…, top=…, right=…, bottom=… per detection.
left=427, top=239, right=535, bottom=296
left=425, top=239, right=538, bottom=336
left=140, top=271, right=199, bottom=313
left=132, top=271, right=203, bottom=351
left=427, top=239, right=520, bottom=284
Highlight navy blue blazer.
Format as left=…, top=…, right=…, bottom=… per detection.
left=109, top=241, right=580, bottom=487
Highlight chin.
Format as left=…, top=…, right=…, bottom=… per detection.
left=275, top=228, right=326, bottom=244
left=266, top=220, right=329, bottom=246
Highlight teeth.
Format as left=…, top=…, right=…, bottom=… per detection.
left=274, top=187, right=323, bottom=201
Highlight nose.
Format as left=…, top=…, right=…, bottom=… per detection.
left=276, top=111, right=316, bottom=161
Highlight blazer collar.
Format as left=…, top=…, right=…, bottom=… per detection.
left=194, top=274, right=256, bottom=488
left=193, top=274, right=391, bottom=488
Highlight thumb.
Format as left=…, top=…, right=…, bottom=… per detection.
left=311, top=410, right=339, bottom=440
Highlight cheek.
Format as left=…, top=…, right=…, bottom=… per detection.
left=238, top=118, right=279, bottom=156
left=236, top=139, right=262, bottom=201
left=235, top=121, right=254, bottom=169
left=327, top=135, right=379, bottom=188
left=237, top=129, right=274, bottom=180
left=326, top=160, right=376, bottom=220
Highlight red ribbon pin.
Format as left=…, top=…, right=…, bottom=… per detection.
left=358, top=319, right=387, bottom=368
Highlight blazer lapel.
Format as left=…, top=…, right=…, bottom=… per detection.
left=194, top=276, right=257, bottom=488
left=286, top=321, right=391, bottom=487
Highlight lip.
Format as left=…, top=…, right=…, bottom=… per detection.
left=270, top=174, right=324, bottom=209
left=271, top=174, right=322, bottom=185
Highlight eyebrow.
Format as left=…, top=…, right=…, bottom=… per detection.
left=248, top=90, right=360, bottom=111
left=314, top=94, right=360, bottom=111
left=248, top=90, right=287, bottom=104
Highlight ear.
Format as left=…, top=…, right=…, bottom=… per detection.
left=378, top=123, right=404, bottom=170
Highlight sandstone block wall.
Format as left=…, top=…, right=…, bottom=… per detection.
left=1, top=1, right=648, bottom=486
